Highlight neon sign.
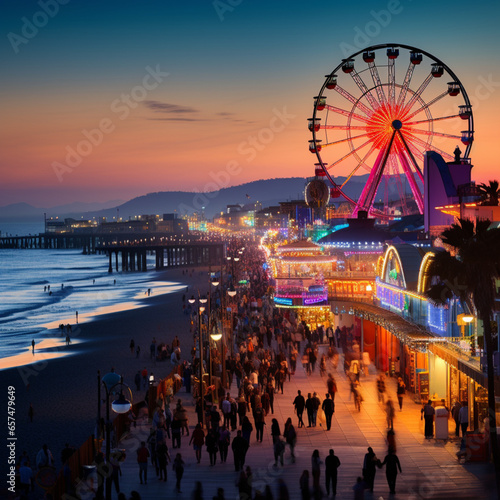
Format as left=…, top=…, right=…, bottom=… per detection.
left=274, top=297, right=293, bottom=306
left=304, top=295, right=327, bottom=305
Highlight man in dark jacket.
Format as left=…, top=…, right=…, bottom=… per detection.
left=322, top=393, right=335, bottom=431
left=381, top=450, right=402, bottom=495
left=325, top=449, right=341, bottom=496
left=231, top=430, right=249, bottom=471
left=305, top=393, right=314, bottom=427
left=293, top=390, right=306, bottom=428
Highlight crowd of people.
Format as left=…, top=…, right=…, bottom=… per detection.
left=135, top=240, right=408, bottom=499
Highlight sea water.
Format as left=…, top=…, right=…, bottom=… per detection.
left=0, top=248, right=184, bottom=362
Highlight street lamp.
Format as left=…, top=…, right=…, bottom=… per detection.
left=190, top=294, right=207, bottom=426
left=98, top=370, right=132, bottom=500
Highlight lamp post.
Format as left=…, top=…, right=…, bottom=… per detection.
left=98, top=370, right=132, bottom=500
left=189, top=294, right=207, bottom=426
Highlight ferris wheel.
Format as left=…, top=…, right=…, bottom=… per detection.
left=309, top=43, right=474, bottom=219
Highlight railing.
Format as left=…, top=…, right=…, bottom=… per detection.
left=50, top=434, right=95, bottom=499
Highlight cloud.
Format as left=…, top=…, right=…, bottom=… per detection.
left=143, top=100, right=199, bottom=114
left=143, top=101, right=252, bottom=124
left=147, top=117, right=208, bottom=122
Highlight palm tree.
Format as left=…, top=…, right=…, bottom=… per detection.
left=425, top=218, right=500, bottom=492
left=478, top=180, right=500, bottom=206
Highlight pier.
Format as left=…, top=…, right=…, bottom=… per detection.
left=0, top=233, right=224, bottom=271
left=99, top=242, right=224, bottom=272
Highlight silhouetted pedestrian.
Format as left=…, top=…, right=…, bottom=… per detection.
left=380, top=449, right=402, bottom=495
left=324, top=449, right=340, bottom=496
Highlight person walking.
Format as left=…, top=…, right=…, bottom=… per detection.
left=273, top=437, right=285, bottom=467
left=236, top=469, right=252, bottom=500
left=311, top=392, right=320, bottom=427
left=231, top=430, right=249, bottom=472
left=326, top=374, right=337, bottom=402
left=322, top=393, right=335, bottom=431
left=241, top=416, right=253, bottom=444
left=380, top=449, right=402, bottom=495
left=451, top=401, right=461, bottom=437
left=299, top=470, right=310, bottom=500
left=396, top=377, right=405, bottom=411
left=206, top=428, right=218, bottom=466
left=311, top=450, right=322, bottom=498
left=189, top=423, right=205, bottom=464
left=458, top=401, right=469, bottom=437
left=362, top=447, right=379, bottom=493
left=283, top=417, right=296, bottom=462
left=271, top=418, right=281, bottom=444
left=421, top=400, right=435, bottom=438
left=171, top=416, right=182, bottom=449
left=28, top=403, right=34, bottom=423
left=156, top=439, right=170, bottom=481
left=293, top=390, right=306, bottom=428
left=218, top=425, right=231, bottom=463
left=324, top=449, right=341, bottom=496
left=136, top=441, right=149, bottom=485
left=254, top=403, right=266, bottom=442
left=385, top=398, right=395, bottom=430
left=172, top=453, right=184, bottom=493
left=377, top=374, right=386, bottom=404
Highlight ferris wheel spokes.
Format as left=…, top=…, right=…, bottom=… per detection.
left=395, top=129, right=424, bottom=180
left=350, top=69, right=380, bottom=110
left=323, top=104, right=371, bottom=123
left=405, top=90, right=449, bottom=121
left=327, top=139, right=372, bottom=168
left=340, top=144, right=379, bottom=188
left=333, top=86, right=373, bottom=116
left=411, top=128, right=461, bottom=140
left=353, top=131, right=397, bottom=217
left=388, top=57, right=396, bottom=105
left=405, top=114, right=459, bottom=126
left=406, top=133, right=454, bottom=161
left=322, top=133, right=370, bottom=148
left=397, top=61, right=416, bottom=108
left=368, top=61, right=387, bottom=104
left=403, top=72, right=434, bottom=113
left=396, top=148, right=424, bottom=213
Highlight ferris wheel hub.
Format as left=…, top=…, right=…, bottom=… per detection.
left=392, top=119, right=403, bottom=130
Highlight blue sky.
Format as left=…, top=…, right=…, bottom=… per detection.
left=1, top=0, right=499, bottom=206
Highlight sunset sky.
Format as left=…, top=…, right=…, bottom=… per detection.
left=1, top=0, right=499, bottom=207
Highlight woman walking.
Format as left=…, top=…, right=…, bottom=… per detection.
left=311, top=449, right=322, bottom=497
left=206, top=428, right=218, bottom=466
left=218, top=425, right=231, bottom=463
left=283, top=417, right=296, bottom=462
left=380, top=449, right=402, bottom=495
left=271, top=418, right=281, bottom=444
left=396, top=377, right=406, bottom=411
left=172, top=453, right=184, bottom=493
left=299, top=470, right=310, bottom=500
left=189, top=423, right=205, bottom=464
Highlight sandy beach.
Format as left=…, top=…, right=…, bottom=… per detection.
left=1, top=266, right=210, bottom=473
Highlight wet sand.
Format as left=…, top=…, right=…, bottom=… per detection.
left=1, top=266, right=210, bottom=470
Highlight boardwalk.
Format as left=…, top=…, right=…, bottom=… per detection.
left=113, top=347, right=495, bottom=500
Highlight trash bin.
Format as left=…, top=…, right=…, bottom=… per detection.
left=466, top=431, right=488, bottom=461
left=435, top=406, right=449, bottom=440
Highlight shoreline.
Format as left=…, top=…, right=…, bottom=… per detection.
left=0, top=266, right=210, bottom=474
left=0, top=271, right=187, bottom=369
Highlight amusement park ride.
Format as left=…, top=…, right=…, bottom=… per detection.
left=307, top=43, right=474, bottom=221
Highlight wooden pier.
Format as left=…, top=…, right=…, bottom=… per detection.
left=99, top=242, right=224, bottom=272
left=0, top=232, right=224, bottom=271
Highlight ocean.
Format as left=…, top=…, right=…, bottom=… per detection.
left=0, top=247, right=184, bottom=363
